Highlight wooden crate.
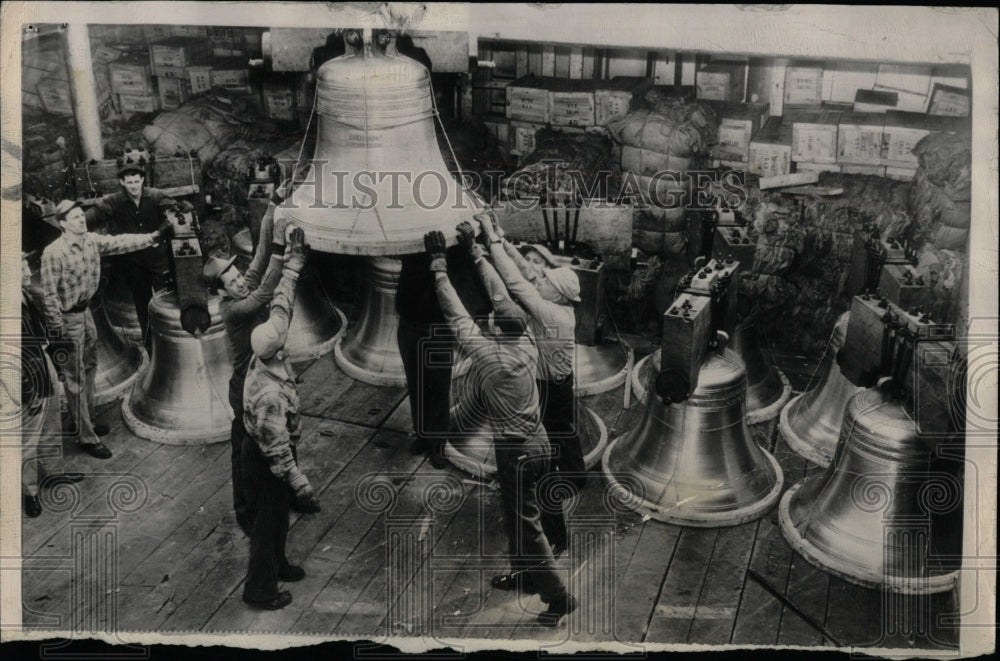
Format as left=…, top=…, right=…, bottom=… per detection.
left=110, top=57, right=155, bottom=95
left=150, top=154, right=202, bottom=190
left=149, top=36, right=211, bottom=72
left=837, top=112, right=886, bottom=166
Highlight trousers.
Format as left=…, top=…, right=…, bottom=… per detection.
left=22, top=357, right=63, bottom=496
left=57, top=310, right=99, bottom=446
left=397, top=317, right=455, bottom=451
left=120, top=264, right=171, bottom=349
left=241, top=432, right=293, bottom=602
left=494, top=436, right=567, bottom=604
left=537, top=373, right=585, bottom=548
left=228, top=380, right=250, bottom=534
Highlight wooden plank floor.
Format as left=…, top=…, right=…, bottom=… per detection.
left=20, top=339, right=961, bottom=650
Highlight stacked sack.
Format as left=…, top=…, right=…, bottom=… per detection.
left=907, top=132, right=972, bottom=252
left=742, top=172, right=914, bottom=355
left=505, top=128, right=618, bottom=199
left=608, top=95, right=718, bottom=256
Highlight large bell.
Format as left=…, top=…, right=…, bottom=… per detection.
left=102, top=269, right=144, bottom=343
left=444, top=379, right=609, bottom=479
left=779, top=312, right=863, bottom=466
left=274, top=29, right=482, bottom=255
left=575, top=340, right=633, bottom=396
left=122, top=292, right=233, bottom=444
left=232, top=229, right=347, bottom=361
left=730, top=309, right=792, bottom=424
left=779, top=383, right=960, bottom=594
left=333, top=257, right=407, bottom=386
left=90, top=298, right=148, bottom=406
left=604, top=347, right=783, bottom=527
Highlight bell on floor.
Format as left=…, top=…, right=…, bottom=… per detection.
left=232, top=229, right=347, bottom=361
left=91, top=297, right=148, bottom=406
left=122, top=292, right=233, bottom=445
left=334, top=256, right=408, bottom=386
left=778, top=381, right=961, bottom=594
left=730, top=309, right=792, bottom=424
left=101, top=269, right=144, bottom=343
left=780, top=311, right=862, bottom=467
left=604, top=342, right=783, bottom=527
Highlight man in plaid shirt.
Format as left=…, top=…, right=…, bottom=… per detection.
left=241, top=227, right=319, bottom=611
left=40, top=200, right=174, bottom=458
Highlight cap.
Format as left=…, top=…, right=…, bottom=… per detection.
left=202, top=254, right=238, bottom=292
left=250, top=318, right=288, bottom=360
left=52, top=199, right=82, bottom=224
left=117, top=162, right=146, bottom=179
left=543, top=266, right=582, bottom=303
left=521, top=243, right=556, bottom=267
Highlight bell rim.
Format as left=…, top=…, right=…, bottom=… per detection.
left=745, top=368, right=792, bottom=425
left=94, top=345, right=149, bottom=407
left=779, top=393, right=836, bottom=468
left=601, top=434, right=785, bottom=528
left=778, top=481, right=959, bottom=595
left=574, top=339, right=633, bottom=396
left=121, top=387, right=231, bottom=445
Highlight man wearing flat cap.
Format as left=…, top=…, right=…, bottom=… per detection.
left=202, top=183, right=294, bottom=535
left=85, top=163, right=174, bottom=349
left=40, top=200, right=174, bottom=458
left=240, top=227, right=319, bottom=610
left=475, top=213, right=584, bottom=557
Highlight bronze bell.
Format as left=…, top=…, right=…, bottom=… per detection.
left=604, top=346, right=784, bottom=527
left=231, top=229, right=347, bottom=361
left=333, top=257, right=407, bottom=386
left=730, top=309, right=792, bottom=424
left=575, top=340, right=633, bottom=396
left=122, top=292, right=233, bottom=444
left=274, top=29, right=483, bottom=254
left=90, top=298, right=148, bottom=406
left=779, top=383, right=960, bottom=594
left=444, top=383, right=609, bottom=479
left=779, top=312, right=863, bottom=466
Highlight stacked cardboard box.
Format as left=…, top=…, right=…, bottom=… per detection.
left=708, top=101, right=770, bottom=163
left=836, top=112, right=886, bottom=166
left=696, top=60, right=746, bottom=102
left=263, top=80, right=297, bottom=121
left=789, top=108, right=842, bottom=166
left=211, top=57, right=251, bottom=92
left=749, top=117, right=793, bottom=177
left=548, top=79, right=597, bottom=127
left=506, top=76, right=553, bottom=124
left=149, top=36, right=211, bottom=76
left=157, top=76, right=191, bottom=111
left=784, top=65, right=825, bottom=106
left=594, top=77, right=653, bottom=126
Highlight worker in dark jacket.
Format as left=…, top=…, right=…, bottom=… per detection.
left=85, top=163, right=174, bottom=349
left=203, top=186, right=290, bottom=535
left=396, top=237, right=491, bottom=468
left=426, top=228, right=577, bottom=627
left=17, top=255, right=85, bottom=518
left=241, top=227, right=319, bottom=611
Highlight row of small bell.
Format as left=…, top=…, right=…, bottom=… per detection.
left=630, top=308, right=790, bottom=425
left=604, top=337, right=784, bottom=527
left=779, top=380, right=961, bottom=594
left=232, top=229, right=347, bottom=361
left=779, top=312, right=862, bottom=467
left=122, top=292, right=233, bottom=445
